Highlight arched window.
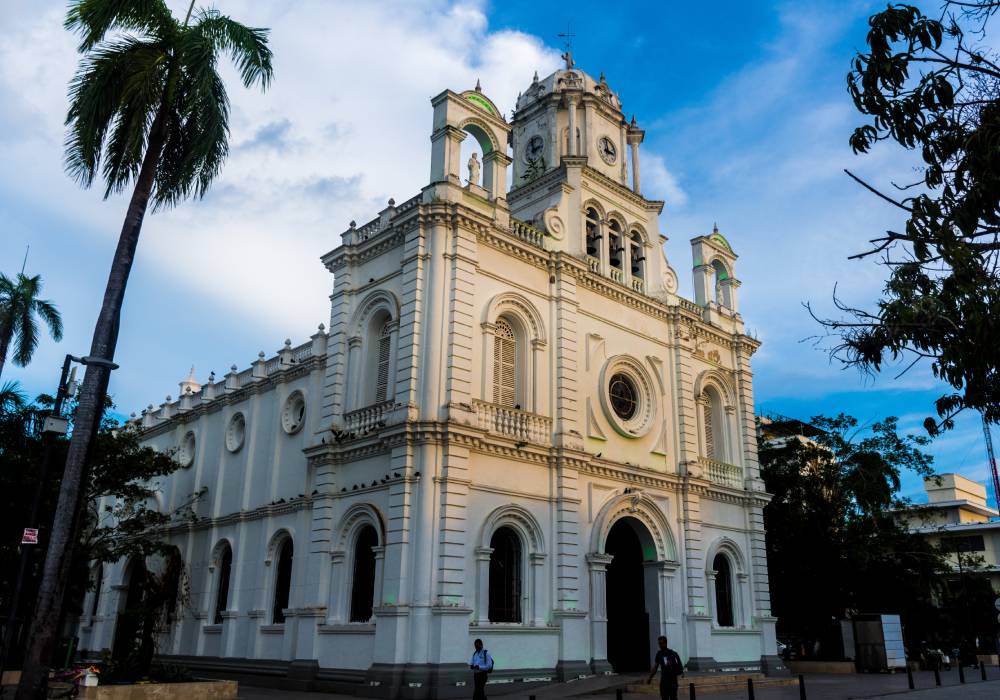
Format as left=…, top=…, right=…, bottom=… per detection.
left=493, top=318, right=518, bottom=408
left=629, top=231, right=645, bottom=279
left=702, top=388, right=724, bottom=461
left=585, top=207, right=602, bottom=257
left=713, top=553, right=735, bottom=627
left=350, top=525, right=378, bottom=622
left=272, top=537, right=293, bottom=624
left=711, top=260, right=731, bottom=308
left=608, top=220, right=624, bottom=269
left=375, top=321, right=392, bottom=403
left=488, top=526, right=522, bottom=623
left=90, top=565, right=103, bottom=618
left=214, top=544, right=233, bottom=624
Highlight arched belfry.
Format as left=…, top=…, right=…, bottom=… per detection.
left=429, top=85, right=512, bottom=201
left=691, top=224, right=741, bottom=315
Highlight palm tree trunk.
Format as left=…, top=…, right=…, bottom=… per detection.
left=15, top=104, right=170, bottom=700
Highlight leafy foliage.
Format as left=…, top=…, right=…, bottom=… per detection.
left=817, top=2, right=1000, bottom=433
left=0, top=395, right=202, bottom=668
left=761, top=414, right=949, bottom=653
left=63, top=0, right=273, bottom=208
left=0, top=272, right=63, bottom=378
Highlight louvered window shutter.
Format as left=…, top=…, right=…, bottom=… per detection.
left=703, top=397, right=715, bottom=459
left=493, top=319, right=517, bottom=408
left=375, top=323, right=392, bottom=403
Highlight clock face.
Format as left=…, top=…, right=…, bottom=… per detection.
left=525, top=135, right=544, bottom=163
left=598, top=136, right=617, bottom=165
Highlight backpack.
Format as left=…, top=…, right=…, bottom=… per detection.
left=484, top=650, right=494, bottom=673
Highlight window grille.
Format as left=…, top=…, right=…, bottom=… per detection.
left=703, top=396, right=716, bottom=460
left=493, top=319, right=517, bottom=408
left=375, top=322, right=392, bottom=403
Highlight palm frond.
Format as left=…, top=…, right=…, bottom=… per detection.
left=65, top=37, right=168, bottom=191
left=66, top=0, right=176, bottom=52
left=0, top=380, right=27, bottom=414
left=13, top=304, right=38, bottom=367
left=33, top=299, right=64, bottom=342
left=190, top=11, right=273, bottom=90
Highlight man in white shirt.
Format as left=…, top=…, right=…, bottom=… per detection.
left=469, top=638, right=494, bottom=699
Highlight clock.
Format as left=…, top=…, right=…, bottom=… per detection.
left=598, top=136, right=617, bottom=165
left=524, top=135, right=544, bottom=163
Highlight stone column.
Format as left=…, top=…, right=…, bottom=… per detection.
left=327, top=551, right=346, bottom=623
left=587, top=553, right=614, bottom=674
left=483, top=150, right=511, bottom=202
left=530, top=339, right=545, bottom=415
left=346, top=336, right=362, bottom=412
left=567, top=95, right=578, bottom=156
left=530, top=552, right=547, bottom=626
left=736, top=572, right=750, bottom=628
left=630, top=140, right=641, bottom=193
left=481, top=322, right=496, bottom=404
left=475, top=547, right=493, bottom=625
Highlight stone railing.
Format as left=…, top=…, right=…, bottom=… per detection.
left=679, top=298, right=702, bottom=315
left=510, top=218, right=546, bottom=249
left=587, top=255, right=600, bottom=273
left=343, top=400, right=394, bottom=433
left=631, top=278, right=645, bottom=293
left=472, top=400, right=552, bottom=444
left=609, top=267, right=623, bottom=284
left=699, top=457, right=743, bottom=489
left=355, top=218, right=381, bottom=242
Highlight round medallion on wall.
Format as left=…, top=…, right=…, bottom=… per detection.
left=598, top=136, right=617, bottom=165
left=599, top=356, right=656, bottom=438
left=177, top=430, right=196, bottom=467
left=225, top=412, right=246, bottom=452
left=281, top=391, right=306, bottom=435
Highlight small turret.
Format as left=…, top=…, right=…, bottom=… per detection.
left=691, top=224, right=740, bottom=314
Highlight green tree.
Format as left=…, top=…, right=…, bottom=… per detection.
left=760, top=414, right=947, bottom=655
left=0, top=395, right=201, bottom=678
left=18, top=2, right=272, bottom=697
left=0, top=273, right=63, bottom=380
left=816, top=2, right=1000, bottom=434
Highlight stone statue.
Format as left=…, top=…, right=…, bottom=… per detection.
left=467, top=152, right=481, bottom=186
left=561, top=51, right=574, bottom=69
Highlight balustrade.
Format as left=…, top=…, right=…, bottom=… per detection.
left=698, top=457, right=744, bottom=488
left=472, top=400, right=552, bottom=444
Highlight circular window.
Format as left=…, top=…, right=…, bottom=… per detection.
left=225, top=412, right=246, bottom=452
left=178, top=431, right=196, bottom=467
left=281, top=391, right=306, bottom=435
left=609, top=373, right=638, bottom=420
left=598, top=357, right=656, bottom=439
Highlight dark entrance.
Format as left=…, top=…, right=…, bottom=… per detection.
left=111, top=558, right=146, bottom=662
left=605, top=518, right=650, bottom=672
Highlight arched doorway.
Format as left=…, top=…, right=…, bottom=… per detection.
left=112, top=558, right=146, bottom=662
left=605, top=517, right=654, bottom=672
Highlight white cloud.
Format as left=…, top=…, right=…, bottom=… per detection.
left=0, top=0, right=562, bottom=338
left=643, top=153, right=687, bottom=209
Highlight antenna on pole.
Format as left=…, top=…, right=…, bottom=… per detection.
left=557, top=22, right=576, bottom=51
left=558, top=23, right=577, bottom=70
left=20, top=245, right=29, bottom=275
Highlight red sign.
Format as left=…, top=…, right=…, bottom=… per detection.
left=21, top=528, right=38, bottom=544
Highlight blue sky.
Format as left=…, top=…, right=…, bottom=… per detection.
left=0, top=0, right=994, bottom=505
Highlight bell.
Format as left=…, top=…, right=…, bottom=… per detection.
left=587, top=245, right=597, bottom=256
left=610, top=257, right=621, bottom=267
left=632, top=266, right=641, bottom=275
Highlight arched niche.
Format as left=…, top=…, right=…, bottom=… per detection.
left=430, top=88, right=512, bottom=200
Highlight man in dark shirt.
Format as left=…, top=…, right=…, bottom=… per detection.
left=647, top=635, right=683, bottom=700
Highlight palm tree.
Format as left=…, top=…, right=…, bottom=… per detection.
left=0, top=272, right=64, bottom=380
left=16, top=2, right=272, bottom=697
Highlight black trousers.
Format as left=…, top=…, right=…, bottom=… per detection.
left=472, top=671, right=488, bottom=700
left=660, top=681, right=678, bottom=700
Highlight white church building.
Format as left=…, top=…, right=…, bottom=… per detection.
left=76, top=61, right=782, bottom=697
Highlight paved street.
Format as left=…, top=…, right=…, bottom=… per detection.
left=235, top=669, right=1000, bottom=700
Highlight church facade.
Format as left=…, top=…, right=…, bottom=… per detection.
left=76, top=63, right=781, bottom=698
